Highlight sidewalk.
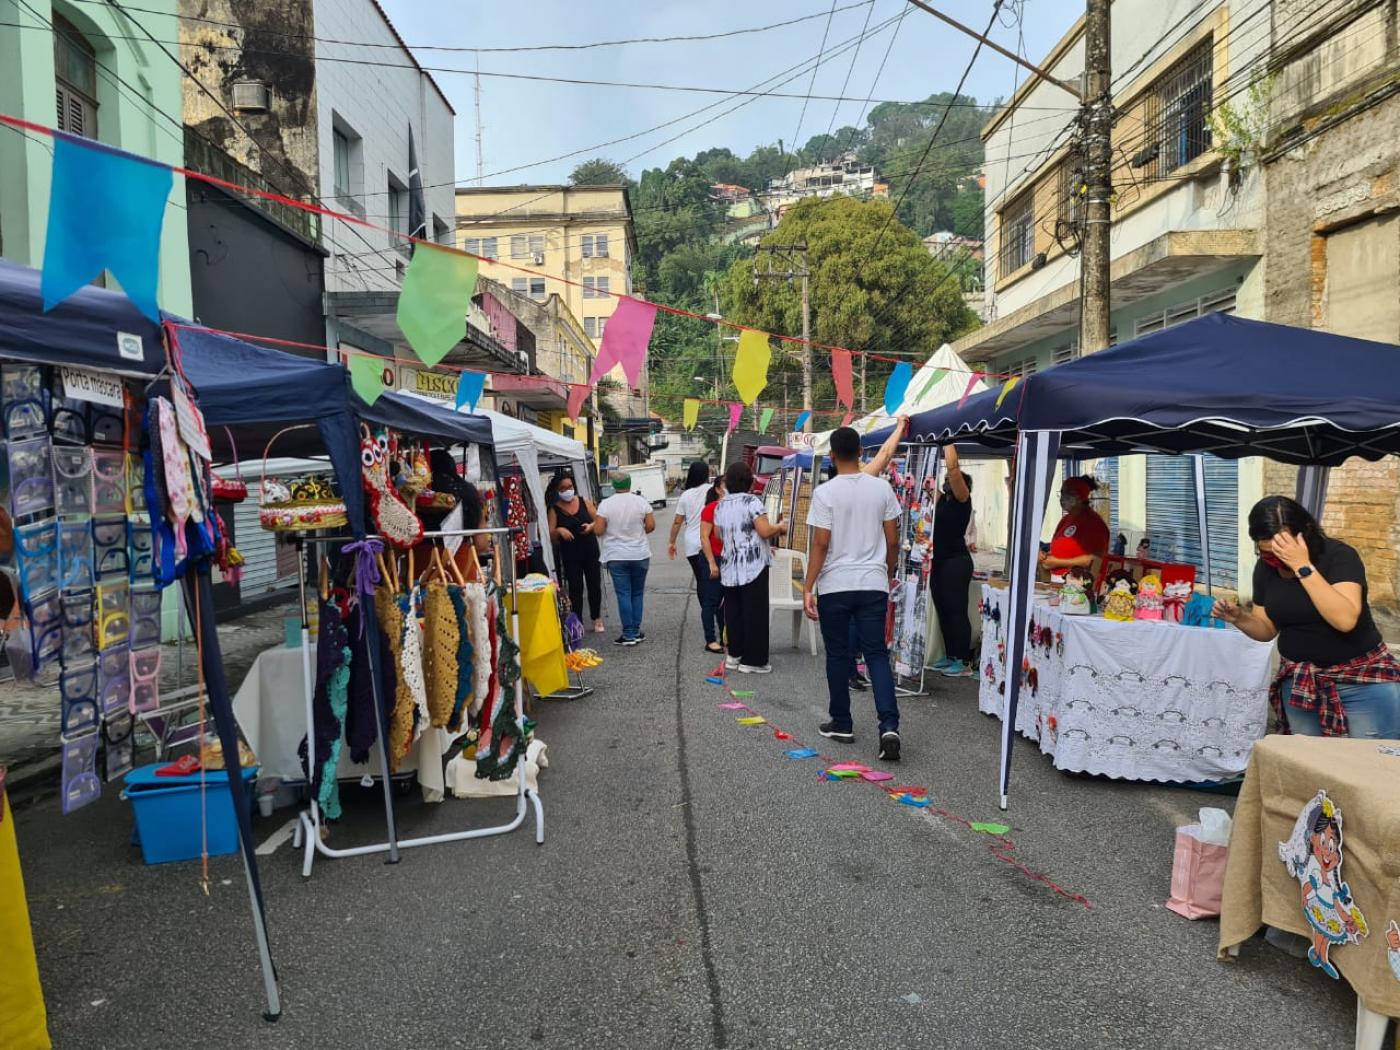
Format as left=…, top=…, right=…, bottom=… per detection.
left=0, top=594, right=295, bottom=794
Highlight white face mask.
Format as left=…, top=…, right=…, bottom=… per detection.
left=558, top=489, right=575, bottom=501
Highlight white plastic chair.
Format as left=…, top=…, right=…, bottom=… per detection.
left=768, top=548, right=818, bottom=654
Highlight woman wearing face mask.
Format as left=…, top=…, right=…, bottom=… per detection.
left=929, top=445, right=975, bottom=677
left=1039, top=475, right=1109, bottom=582
left=1215, top=496, right=1400, bottom=739
left=547, top=474, right=605, bottom=634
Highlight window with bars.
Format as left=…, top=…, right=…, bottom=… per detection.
left=54, top=15, right=97, bottom=139
left=511, top=235, right=527, bottom=258
left=1051, top=341, right=1079, bottom=366
left=1134, top=286, right=1236, bottom=336
left=1137, top=38, right=1214, bottom=181
left=464, top=236, right=498, bottom=258
left=998, top=194, right=1035, bottom=278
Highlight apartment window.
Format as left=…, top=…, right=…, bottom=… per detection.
left=1134, top=286, right=1236, bottom=337
left=464, top=236, right=499, bottom=258
left=582, top=277, right=594, bottom=299
left=595, top=276, right=610, bottom=297
left=511, top=234, right=528, bottom=258
left=583, top=276, right=610, bottom=298
left=332, top=130, right=351, bottom=197
left=387, top=174, right=409, bottom=255
left=1051, top=341, right=1079, bottom=366
left=582, top=233, right=610, bottom=259
left=529, top=277, right=546, bottom=300
left=1139, top=38, right=1213, bottom=180
left=528, top=234, right=545, bottom=257
left=998, top=194, right=1035, bottom=277
left=511, top=277, right=527, bottom=296
left=583, top=317, right=596, bottom=339
left=54, top=15, right=97, bottom=139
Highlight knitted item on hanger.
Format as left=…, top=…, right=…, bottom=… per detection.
left=297, top=600, right=349, bottom=802
left=317, top=640, right=352, bottom=819
left=477, top=587, right=526, bottom=782
left=375, top=587, right=412, bottom=772
left=500, top=475, right=531, bottom=563
left=446, top=584, right=475, bottom=732
left=464, top=581, right=491, bottom=718
left=421, top=579, right=459, bottom=728
left=359, top=424, right=424, bottom=550
left=400, top=588, right=430, bottom=754
left=342, top=603, right=377, bottom=764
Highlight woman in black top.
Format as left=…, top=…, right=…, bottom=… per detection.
left=546, top=474, right=604, bottom=634
left=1215, top=496, right=1400, bottom=738
left=929, top=445, right=974, bottom=677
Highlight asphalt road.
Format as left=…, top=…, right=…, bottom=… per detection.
left=13, top=507, right=1357, bottom=1049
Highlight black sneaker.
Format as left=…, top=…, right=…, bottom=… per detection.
left=848, top=672, right=870, bottom=692
left=818, top=721, right=855, bottom=743
left=879, top=731, right=901, bottom=762
left=635, top=632, right=646, bottom=643
left=614, top=635, right=638, bottom=646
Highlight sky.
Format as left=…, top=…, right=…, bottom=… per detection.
left=375, top=0, right=1082, bottom=187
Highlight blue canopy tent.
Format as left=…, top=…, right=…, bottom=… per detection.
left=0, top=262, right=281, bottom=1017
left=897, top=313, right=1400, bottom=809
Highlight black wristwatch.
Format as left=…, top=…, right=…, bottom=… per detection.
left=1297, top=565, right=1315, bottom=579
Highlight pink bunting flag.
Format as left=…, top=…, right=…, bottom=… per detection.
left=567, top=383, right=590, bottom=421
left=958, top=372, right=983, bottom=408
left=727, top=401, right=742, bottom=434
left=841, top=411, right=854, bottom=426
left=589, top=297, right=657, bottom=389
left=832, top=348, right=854, bottom=410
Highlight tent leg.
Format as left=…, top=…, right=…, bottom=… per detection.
left=240, top=845, right=282, bottom=1021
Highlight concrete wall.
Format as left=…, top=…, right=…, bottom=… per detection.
left=313, top=0, right=455, bottom=296
left=0, top=0, right=191, bottom=313
left=1261, top=0, right=1400, bottom=606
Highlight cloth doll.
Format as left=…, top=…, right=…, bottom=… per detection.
left=1102, top=575, right=1136, bottom=622
left=1060, top=567, right=1093, bottom=615
left=1134, top=574, right=1164, bottom=621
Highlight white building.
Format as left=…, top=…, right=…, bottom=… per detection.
left=961, top=0, right=1270, bottom=593
left=764, top=153, right=887, bottom=217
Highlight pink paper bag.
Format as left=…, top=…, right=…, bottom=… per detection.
left=1165, top=825, right=1228, bottom=919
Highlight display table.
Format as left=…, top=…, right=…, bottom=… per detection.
left=977, top=584, right=1276, bottom=782
left=1219, top=736, right=1400, bottom=1030
left=233, top=644, right=463, bottom=802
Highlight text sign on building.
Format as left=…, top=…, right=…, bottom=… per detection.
left=789, top=432, right=817, bottom=450
left=396, top=364, right=458, bottom=401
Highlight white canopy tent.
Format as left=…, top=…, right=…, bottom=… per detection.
left=398, top=393, right=590, bottom=575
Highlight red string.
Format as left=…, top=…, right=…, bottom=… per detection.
left=710, top=670, right=1093, bottom=909
left=1, top=110, right=1021, bottom=383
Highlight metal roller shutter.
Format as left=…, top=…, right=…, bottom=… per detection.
left=233, top=501, right=280, bottom=599
left=1145, top=454, right=1237, bottom=586
left=1094, top=457, right=1119, bottom=536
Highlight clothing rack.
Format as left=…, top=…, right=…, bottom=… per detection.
left=289, top=526, right=544, bottom=879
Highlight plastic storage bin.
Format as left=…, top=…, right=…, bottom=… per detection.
left=121, top=763, right=258, bottom=865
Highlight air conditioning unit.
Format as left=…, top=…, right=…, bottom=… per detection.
left=531, top=251, right=545, bottom=265
left=231, top=80, right=271, bottom=113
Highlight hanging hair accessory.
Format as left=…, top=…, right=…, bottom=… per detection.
left=341, top=537, right=385, bottom=636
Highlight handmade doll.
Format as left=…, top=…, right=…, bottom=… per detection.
left=1102, top=573, right=1137, bottom=622
left=1278, top=791, right=1368, bottom=980
left=1060, top=566, right=1093, bottom=615
left=1162, top=580, right=1191, bottom=623
left=1134, top=574, right=1164, bottom=621
left=360, top=424, right=425, bottom=549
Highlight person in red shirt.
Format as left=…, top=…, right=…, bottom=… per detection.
left=696, top=477, right=726, bottom=648
left=1040, top=475, right=1109, bottom=581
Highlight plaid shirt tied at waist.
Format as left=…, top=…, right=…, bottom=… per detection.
left=1271, top=643, right=1400, bottom=737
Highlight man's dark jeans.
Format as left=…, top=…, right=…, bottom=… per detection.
left=817, top=589, right=899, bottom=735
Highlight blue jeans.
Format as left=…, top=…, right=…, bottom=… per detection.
left=818, top=590, right=899, bottom=734
left=1280, top=678, right=1400, bottom=739
left=688, top=553, right=725, bottom=645
left=607, top=559, right=649, bottom=640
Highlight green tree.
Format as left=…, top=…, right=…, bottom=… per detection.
left=569, top=158, right=629, bottom=185
left=719, top=196, right=975, bottom=411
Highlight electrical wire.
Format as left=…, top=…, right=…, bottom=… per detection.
left=785, top=0, right=842, bottom=173
left=822, top=0, right=878, bottom=141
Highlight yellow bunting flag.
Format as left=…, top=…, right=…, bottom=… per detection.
left=995, top=376, right=1022, bottom=409
left=683, top=398, right=700, bottom=430
left=731, top=329, right=771, bottom=406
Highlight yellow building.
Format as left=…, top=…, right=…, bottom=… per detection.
left=455, top=184, right=636, bottom=350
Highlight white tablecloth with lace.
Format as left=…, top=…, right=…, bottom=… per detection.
left=976, top=584, right=1276, bottom=783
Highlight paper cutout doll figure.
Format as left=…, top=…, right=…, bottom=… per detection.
left=1103, top=577, right=1136, bottom=622
left=1061, top=566, right=1093, bottom=615
left=1387, top=921, right=1400, bottom=983
left=1134, top=574, right=1164, bottom=621
left=1278, top=790, right=1369, bottom=979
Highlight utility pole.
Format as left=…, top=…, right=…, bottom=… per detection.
left=1079, top=0, right=1113, bottom=353
left=753, top=243, right=812, bottom=431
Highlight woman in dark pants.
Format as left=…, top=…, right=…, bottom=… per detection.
left=929, top=445, right=975, bottom=677
left=670, top=460, right=726, bottom=653
left=546, top=474, right=605, bottom=634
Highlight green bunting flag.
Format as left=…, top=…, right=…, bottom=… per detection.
left=396, top=245, right=479, bottom=368
left=349, top=354, right=387, bottom=406
left=758, top=407, right=774, bottom=434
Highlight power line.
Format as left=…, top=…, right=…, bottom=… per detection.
left=786, top=0, right=841, bottom=172
left=823, top=0, right=878, bottom=141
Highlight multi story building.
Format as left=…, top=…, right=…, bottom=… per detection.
left=963, top=0, right=1270, bottom=593
left=456, top=183, right=650, bottom=462
left=1258, top=0, right=1400, bottom=605
left=0, top=0, right=191, bottom=315
left=763, top=153, right=888, bottom=221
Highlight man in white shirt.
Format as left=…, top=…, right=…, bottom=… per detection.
left=594, top=473, right=656, bottom=646
left=802, top=427, right=903, bottom=761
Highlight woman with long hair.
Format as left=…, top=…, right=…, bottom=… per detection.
left=1215, top=495, right=1400, bottom=738
left=670, top=460, right=725, bottom=653
left=546, top=473, right=605, bottom=634
left=929, top=445, right=975, bottom=677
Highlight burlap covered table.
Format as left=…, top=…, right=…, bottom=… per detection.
left=1219, top=735, right=1400, bottom=1021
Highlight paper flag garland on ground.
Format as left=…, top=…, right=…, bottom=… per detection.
left=970, top=822, right=1010, bottom=835
left=727, top=402, right=742, bottom=434
left=785, top=748, right=819, bottom=759
left=884, top=361, right=914, bottom=415
left=730, top=690, right=754, bottom=698
left=736, top=715, right=767, bottom=725
left=42, top=134, right=172, bottom=321
left=567, top=384, right=590, bottom=421
left=589, top=297, right=656, bottom=388
left=349, top=355, right=387, bottom=406
left=793, top=410, right=811, bottom=432
left=833, top=349, right=854, bottom=409
left=396, top=245, right=478, bottom=368
left=705, top=675, right=725, bottom=685
left=758, top=407, right=774, bottom=434
left=455, top=371, right=486, bottom=412
left=718, top=702, right=746, bottom=710
left=683, top=398, right=700, bottom=429
left=861, top=770, right=895, bottom=783
left=732, top=330, right=771, bottom=405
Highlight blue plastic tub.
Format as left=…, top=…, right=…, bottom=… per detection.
left=121, top=763, right=258, bottom=865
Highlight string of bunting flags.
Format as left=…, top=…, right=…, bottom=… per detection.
left=8, top=112, right=1026, bottom=421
